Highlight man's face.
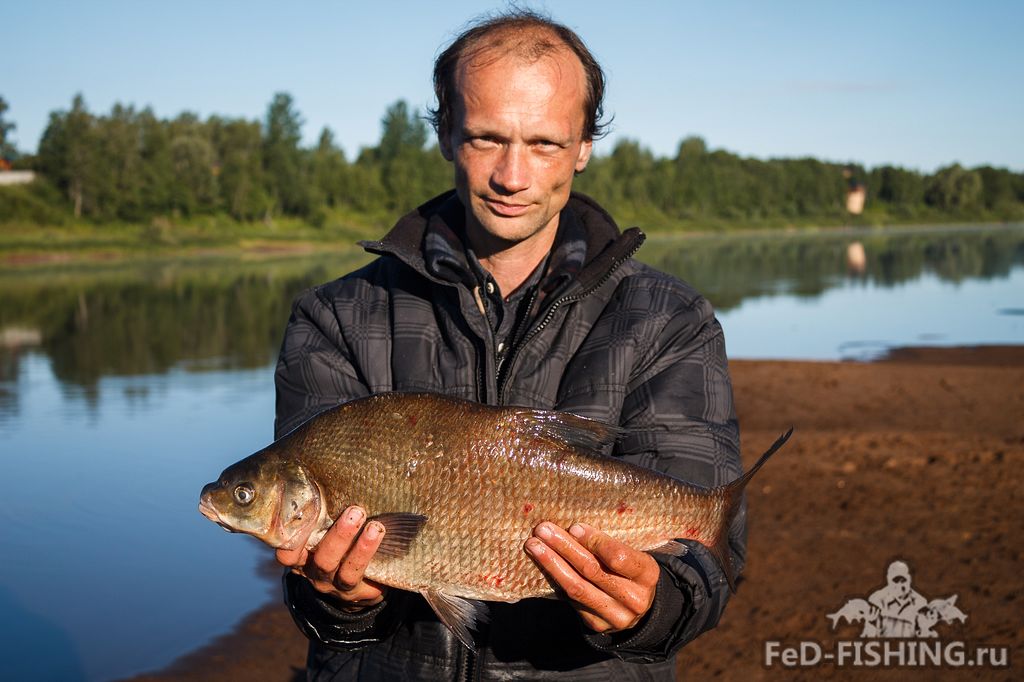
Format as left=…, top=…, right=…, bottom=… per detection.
left=890, top=574, right=910, bottom=598
left=440, top=48, right=593, bottom=250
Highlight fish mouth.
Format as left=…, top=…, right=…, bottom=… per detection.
left=199, top=486, right=234, bottom=532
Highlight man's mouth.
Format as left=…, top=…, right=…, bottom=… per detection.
left=483, top=198, right=531, bottom=217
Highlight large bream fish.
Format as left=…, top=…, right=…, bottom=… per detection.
left=200, top=392, right=790, bottom=647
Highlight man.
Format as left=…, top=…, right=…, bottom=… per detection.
left=869, top=560, right=926, bottom=638
left=274, top=10, right=743, bottom=680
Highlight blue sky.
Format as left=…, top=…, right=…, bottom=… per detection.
left=5, top=1, right=1022, bottom=171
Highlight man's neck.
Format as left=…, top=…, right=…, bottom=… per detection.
left=467, top=219, right=559, bottom=298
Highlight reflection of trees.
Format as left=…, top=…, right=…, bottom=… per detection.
left=640, top=227, right=1024, bottom=311
left=0, top=252, right=370, bottom=389
left=0, top=227, right=1021, bottom=392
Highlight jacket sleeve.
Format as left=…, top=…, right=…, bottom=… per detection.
left=274, top=286, right=406, bottom=650
left=585, top=289, right=743, bottom=662
left=275, top=286, right=371, bottom=439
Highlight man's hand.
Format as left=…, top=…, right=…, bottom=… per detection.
left=525, top=522, right=660, bottom=633
left=276, top=505, right=388, bottom=611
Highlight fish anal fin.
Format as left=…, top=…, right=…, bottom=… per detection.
left=421, top=589, right=488, bottom=650
left=368, top=512, right=427, bottom=559
left=518, top=410, right=622, bottom=452
left=707, top=541, right=738, bottom=593
left=648, top=539, right=689, bottom=556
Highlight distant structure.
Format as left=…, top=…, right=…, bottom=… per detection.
left=0, top=169, right=36, bottom=185
left=843, top=166, right=866, bottom=215
left=846, top=186, right=866, bottom=215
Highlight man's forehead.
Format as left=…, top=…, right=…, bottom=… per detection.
left=454, top=43, right=585, bottom=96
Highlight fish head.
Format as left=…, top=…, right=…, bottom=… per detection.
left=199, top=455, right=322, bottom=551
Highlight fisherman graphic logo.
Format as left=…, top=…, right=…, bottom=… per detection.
left=827, top=560, right=966, bottom=638
left=763, top=559, right=1010, bottom=669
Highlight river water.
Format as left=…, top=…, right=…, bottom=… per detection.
left=0, top=224, right=1021, bottom=680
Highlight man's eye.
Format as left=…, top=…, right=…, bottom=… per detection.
left=468, top=137, right=499, bottom=150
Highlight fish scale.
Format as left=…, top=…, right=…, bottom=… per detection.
left=200, top=391, right=792, bottom=649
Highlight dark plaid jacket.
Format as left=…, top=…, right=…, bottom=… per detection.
left=274, top=191, right=743, bottom=681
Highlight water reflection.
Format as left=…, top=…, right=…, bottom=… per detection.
left=641, top=224, right=1024, bottom=311
left=1, top=226, right=1021, bottom=402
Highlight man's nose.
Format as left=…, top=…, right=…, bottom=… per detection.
left=491, top=145, right=530, bottom=194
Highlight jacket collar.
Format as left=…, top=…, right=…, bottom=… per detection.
left=360, top=190, right=646, bottom=291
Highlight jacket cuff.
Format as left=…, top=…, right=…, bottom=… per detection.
left=583, top=564, right=693, bottom=661
left=282, top=571, right=400, bottom=651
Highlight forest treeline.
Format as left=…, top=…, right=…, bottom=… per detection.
left=2, top=93, right=1023, bottom=231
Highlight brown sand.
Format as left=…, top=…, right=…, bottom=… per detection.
left=128, top=346, right=1024, bottom=681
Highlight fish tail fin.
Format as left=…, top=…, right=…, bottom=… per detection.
left=709, top=427, right=793, bottom=592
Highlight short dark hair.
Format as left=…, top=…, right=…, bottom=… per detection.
left=428, top=9, right=609, bottom=143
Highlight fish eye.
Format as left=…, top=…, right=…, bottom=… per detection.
left=233, top=483, right=256, bottom=506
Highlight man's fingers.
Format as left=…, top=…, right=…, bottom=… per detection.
left=276, top=545, right=308, bottom=568
left=525, top=537, right=636, bottom=630
left=535, top=523, right=609, bottom=582
left=334, top=520, right=385, bottom=590
left=577, top=607, right=617, bottom=634
left=533, top=523, right=655, bottom=614
left=571, top=523, right=657, bottom=582
left=312, top=506, right=366, bottom=576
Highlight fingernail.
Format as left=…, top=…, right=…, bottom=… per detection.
left=535, top=524, right=552, bottom=540
left=569, top=524, right=585, bottom=539
left=525, top=538, right=544, bottom=556
left=347, top=507, right=364, bottom=525
left=365, top=521, right=382, bottom=540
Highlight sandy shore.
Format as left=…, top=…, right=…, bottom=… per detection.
left=127, top=346, right=1024, bottom=681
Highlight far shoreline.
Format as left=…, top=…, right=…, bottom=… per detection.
left=3, top=219, right=1021, bottom=270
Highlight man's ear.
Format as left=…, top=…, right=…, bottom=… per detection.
left=575, top=139, right=593, bottom=173
left=439, top=132, right=454, bottom=162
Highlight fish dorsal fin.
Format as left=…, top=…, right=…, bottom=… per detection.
left=420, top=589, right=488, bottom=651
left=517, top=409, right=622, bottom=452
left=368, top=512, right=427, bottom=559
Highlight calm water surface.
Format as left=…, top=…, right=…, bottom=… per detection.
left=0, top=225, right=1021, bottom=680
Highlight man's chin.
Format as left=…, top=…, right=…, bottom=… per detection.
left=468, top=208, right=557, bottom=247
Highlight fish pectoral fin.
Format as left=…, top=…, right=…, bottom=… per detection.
left=648, top=539, right=689, bottom=556
left=368, top=512, right=428, bottom=559
left=421, top=589, right=488, bottom=651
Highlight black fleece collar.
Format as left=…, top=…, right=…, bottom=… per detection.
left=360, top=190, right=645, bottom=291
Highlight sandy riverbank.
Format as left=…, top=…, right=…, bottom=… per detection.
left=127, top=346, right=1024, bottom=681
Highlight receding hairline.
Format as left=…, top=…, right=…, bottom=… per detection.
left=455, top=23, right=584, bottom=72
left=428, top=11, right=609, bottom=141
left=451, top=27, right=589, bottom=109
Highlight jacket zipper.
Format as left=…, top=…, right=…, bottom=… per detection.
left=494, top=285, right=539, bottom=393
left=497, top=238, right=643, bottom=402
left=459, top=645, right=479, bottom=682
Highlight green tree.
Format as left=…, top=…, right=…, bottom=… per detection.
left=360, top=100, right=449, bottom=213
left=37, top=94, right=96, bottom=218
left=0, top=96, right=17, bottom=162
left=93, top=103, right=145, bottom=221
left=262, top=92, right=309, bottom=217
left=211, top=117, right=270, bottom=220
left=871, top=165, right=924, bottom=210
left=310, top=127, right=350, bottom=207
left=925, top=164, right=983, bottom=212
left=137, top=107, right=175, bottom=215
